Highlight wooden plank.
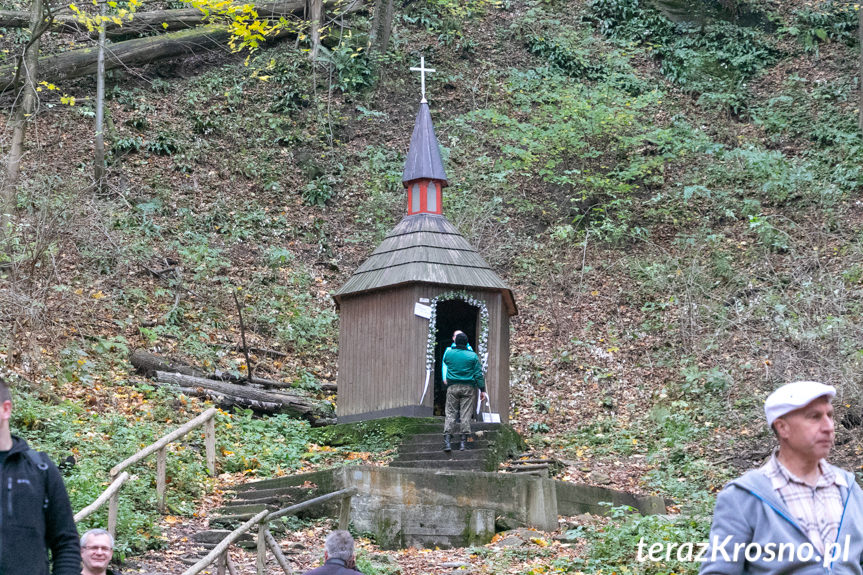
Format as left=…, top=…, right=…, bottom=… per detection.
left=108, top=492, right=119, bottom=538
left=74, top=472, right=130, bottom=523
left=205, top=417, right=216, bottom=476
left=265, top=529, right=293, bottom=575
left=157, top=446, right=167, bottom=513
left=256, top=524, right=267, bottom=575
left=181, top=510, right=270, bottom=575
left=110, top=408, right=217, bottom=476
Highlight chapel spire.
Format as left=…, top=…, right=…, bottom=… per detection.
left=402, top=57, right=448, bottom=216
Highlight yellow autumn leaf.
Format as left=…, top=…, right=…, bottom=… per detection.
left=530, top=537, right=549, bottom=547
left=91, top=291, right=105, bottom=299
left=162, top=22, right=169, bottom=28
left=164, top=516, right=180, bottom=524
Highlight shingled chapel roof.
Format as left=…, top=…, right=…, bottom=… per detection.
left=402, top=102, right=448, bottom=185
left=332, top=213, right=516, bottom=315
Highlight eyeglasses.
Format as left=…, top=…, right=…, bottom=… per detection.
left=84, top=546, right=113, bottom=553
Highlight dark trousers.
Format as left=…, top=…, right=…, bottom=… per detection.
left=444, top=384, right=475, bottom=434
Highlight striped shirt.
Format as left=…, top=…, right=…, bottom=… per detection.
left=760, top=450, right=847, bottom=554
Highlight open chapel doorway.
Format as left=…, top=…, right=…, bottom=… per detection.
left=433, top=299, right=479, bottom=416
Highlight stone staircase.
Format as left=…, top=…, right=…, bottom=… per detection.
left=389, top=421, right=508, bottom=472
left=179, top=483, right=323, bottom=565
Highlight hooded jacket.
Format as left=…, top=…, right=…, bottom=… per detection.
left=442, top=346, right=485, bottom=390
left=0, top=436, right=81, bottom=575
left=700, top=467, right=863, bottom=575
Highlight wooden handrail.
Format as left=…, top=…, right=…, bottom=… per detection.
left=73, top=407, right=219, bottom=537
left=181, top=487, right=358, bottom=575
left=266, top=487, right=357, bottom=522
left=181, top=509, right=270, bottom=575
left=74, top=472, right=130, bottom=523
left=110, top=407, right=218, bottom=477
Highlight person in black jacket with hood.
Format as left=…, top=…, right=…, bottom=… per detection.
left=0, top=376, right=81, bottom=575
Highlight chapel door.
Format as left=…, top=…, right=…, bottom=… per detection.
left=433, top=299, right=479, bottom=416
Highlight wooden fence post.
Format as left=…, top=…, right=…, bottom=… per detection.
left=217, top=551, right=227, bottom=575
left=205, top=415, right=216, bottom=476
left=226, top=553, right=239, bottom=575
left=107, top=491, right=119, bottom=537
left=156, top=446, right=167, bottom=513
left=265, top=529, right=293, bottom=575
left=257, top=524, right=268, bottom=575
left=338, top=494, right=351, bottom=531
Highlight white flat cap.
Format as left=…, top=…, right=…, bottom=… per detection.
left=765, top=381, right=836, bottom=428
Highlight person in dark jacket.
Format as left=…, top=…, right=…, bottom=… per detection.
left=0, top=376, right=81, bottom=575
left=442, top=331, right=486, bottom=452
left=302, top=530, right=362, bottom=575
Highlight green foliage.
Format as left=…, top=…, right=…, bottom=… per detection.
left=528, top=421, right=550, bottom=433
left=402, top=0, right=499, bottom=44
left=302, top=176, right=335, bottom=206
left=325, top=35, right=376, bottom=93
left=313, top=417, right=439, bottom=452
left=352, top=145, right=405, bottom=241
left=147, top=131, right=182, bottom=156
left=11, top=388, right=211, bottom=558
left=518, top=15, right=606, bottom=80
left=354, top=551, right=402, bottom=575
left=216, top=410, right=311, bottom=474
left=589, top=0, right=780, bottom=113
left=459, top=63, right=673, bottom=241
left=785, top=1, right=859, bottom=52
left=112, top=136, right=143, bottom=155
left=257, top=51, right=312, bottom=113
left=583, top=505, right=712, bottom=575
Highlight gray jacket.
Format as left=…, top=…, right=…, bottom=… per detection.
left=700, top=468, right=863, bottom=575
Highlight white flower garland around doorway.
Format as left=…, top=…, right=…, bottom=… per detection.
left=425, top=291, right=489, bottom=374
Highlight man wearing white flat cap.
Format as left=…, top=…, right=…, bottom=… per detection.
left=700, top=381, right=863, bottom=575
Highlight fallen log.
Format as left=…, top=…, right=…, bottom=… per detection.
left=0, top=0, right=365, bottom=93
left=0, top=24, right=230, bottom=94
left=154, top=371, right=335, bottom=425
left=131, top=348, right=207, bottom=378
left=0, top=0, right=342, bottom=38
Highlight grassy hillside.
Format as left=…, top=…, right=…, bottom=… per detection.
left=1, top=0, right=862, bottom=571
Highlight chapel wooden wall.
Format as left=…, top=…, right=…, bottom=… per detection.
left=336, top=285, right=510, bottom=423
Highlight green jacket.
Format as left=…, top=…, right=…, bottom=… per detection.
left=442, top=347, right=485, bottom=390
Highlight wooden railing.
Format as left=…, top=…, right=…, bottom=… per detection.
left=181, top=487, right=358, bottom=575
left=75, top=407, right=219, bottom=536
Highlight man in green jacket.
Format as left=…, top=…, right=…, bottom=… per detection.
left=442, top=332, right=486, bottom=452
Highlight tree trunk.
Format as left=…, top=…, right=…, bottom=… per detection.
left=94, top=0, right=106, bottom=192
left=0, top=0, right=352, bottom=38
left=0, top=0, right=366, bottom=93
left=859, top=7, right=862, bottom=134
left=0, top=24, right=231, bottom=93
left=309, top=0, right=322, bottom=60
left=130, top=348, right=208, bottom=378
left=367, top=0, right=394, bottom=58
left=2, top=0, right=46, bottom=231
left=153, top=371, right=335, bottom=425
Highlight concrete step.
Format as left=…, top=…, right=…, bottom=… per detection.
left=406, top=422, right=503, bottom=433
left=400, top=433, right=497, bottom=447
left=394, top=448, right=490, bottom=462
left=399, top=438, right=491, bottom=451
left=389, top=459, right=487, bottom=471
left=233, top=485, right=313, bottom=501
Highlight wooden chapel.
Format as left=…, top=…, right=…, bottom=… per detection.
left=332, top=63, right=517, bottom=423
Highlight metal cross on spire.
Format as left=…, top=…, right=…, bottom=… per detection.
left=410, top=56, right=435, bottom=103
